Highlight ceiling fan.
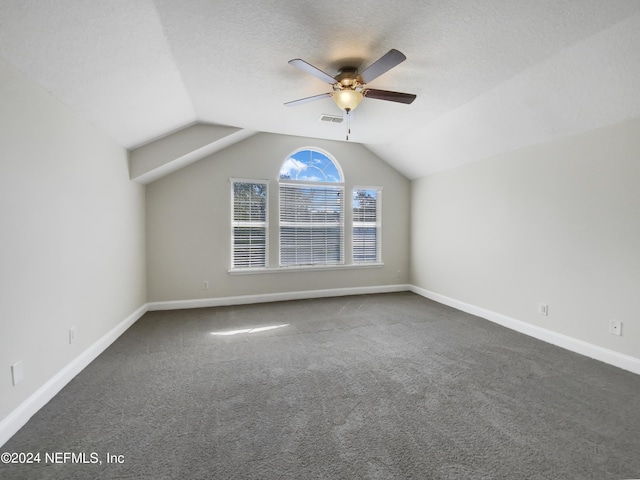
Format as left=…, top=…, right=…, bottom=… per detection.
left=285, top=49, right=417, bottom=114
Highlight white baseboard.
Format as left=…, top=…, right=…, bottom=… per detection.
left=0, top=304, right=148, bottom=448
left=5, top=283, right=634, bottom=449
left=147, top=284, right=412, bottom=311
left=410, top=285, right=640, bottom=375
left=1, top=285, right=409, bottom=447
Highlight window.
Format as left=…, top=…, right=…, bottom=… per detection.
left=279, top=149, right=344, bottom=266
left=231, top=180, right=268, bottom=269
left=353, top=187, right=382, bottom=263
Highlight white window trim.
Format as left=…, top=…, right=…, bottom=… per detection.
left=278, top=178, right=341, bottom=187
left=228, top=262, right=384, bottom=275
left=230, top=178, right=269, bottom=270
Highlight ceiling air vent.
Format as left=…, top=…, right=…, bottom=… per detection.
left=319, top=114, right=343, bottom=123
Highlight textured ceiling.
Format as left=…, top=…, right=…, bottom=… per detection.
left=1, top=0, right=639, bottom=179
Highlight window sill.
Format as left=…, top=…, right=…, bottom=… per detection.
left=229, top=263, right=384, bottom=275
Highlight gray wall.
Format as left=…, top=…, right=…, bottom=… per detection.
left=146, top=133, right=410, bottom=302
left=0, top=58, right=146, bottom=421
left=411, top=118, right=640, bottom=358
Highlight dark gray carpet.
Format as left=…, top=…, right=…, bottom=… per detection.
left=2, top=292, right=639, bottom=479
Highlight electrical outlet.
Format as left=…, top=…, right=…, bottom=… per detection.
left=203, top=281, right=209, bottom=290
left=609, top=319, right=622, bottom=336
left=396, top=271, right=401, bottom=279
left=69, top=327, right=77, bottom=344
left=11, top=361, right=24, bottom=386
left=538, top=303, right=548, bottom=316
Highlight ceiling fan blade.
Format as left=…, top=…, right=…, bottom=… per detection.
left=288, top=59, right=336, bottom=84
left=284, top=93, right=332, bottom=107
left=364, top=89, right=416, bottom=104
left=359, top=49, right=407, bottom=84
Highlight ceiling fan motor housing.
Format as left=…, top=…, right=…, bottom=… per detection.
left=335, top=67, right=361, bottom=90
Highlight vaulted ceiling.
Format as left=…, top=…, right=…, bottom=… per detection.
left=1, top=1, right=639, bottom=179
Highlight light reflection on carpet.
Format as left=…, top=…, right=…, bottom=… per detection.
left=210, top=324, right=289, bottom=336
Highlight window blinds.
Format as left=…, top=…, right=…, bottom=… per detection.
left=279, top=183, right=344, bottom=266
left=353, top=188, right=380, bottom=263
left=232, top=181, right=267, bottom=268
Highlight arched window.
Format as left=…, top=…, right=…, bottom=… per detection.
left=278, top=148, right=344, bottom=266
left=279, top=149, right=343, bottom=183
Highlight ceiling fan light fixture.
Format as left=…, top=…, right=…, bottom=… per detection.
left=286, top=49, right=416, bottom=112
left=332, top=89, right=363, bottom=112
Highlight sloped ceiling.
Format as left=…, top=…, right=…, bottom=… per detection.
left=1, top=1, right=639, bottom=179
